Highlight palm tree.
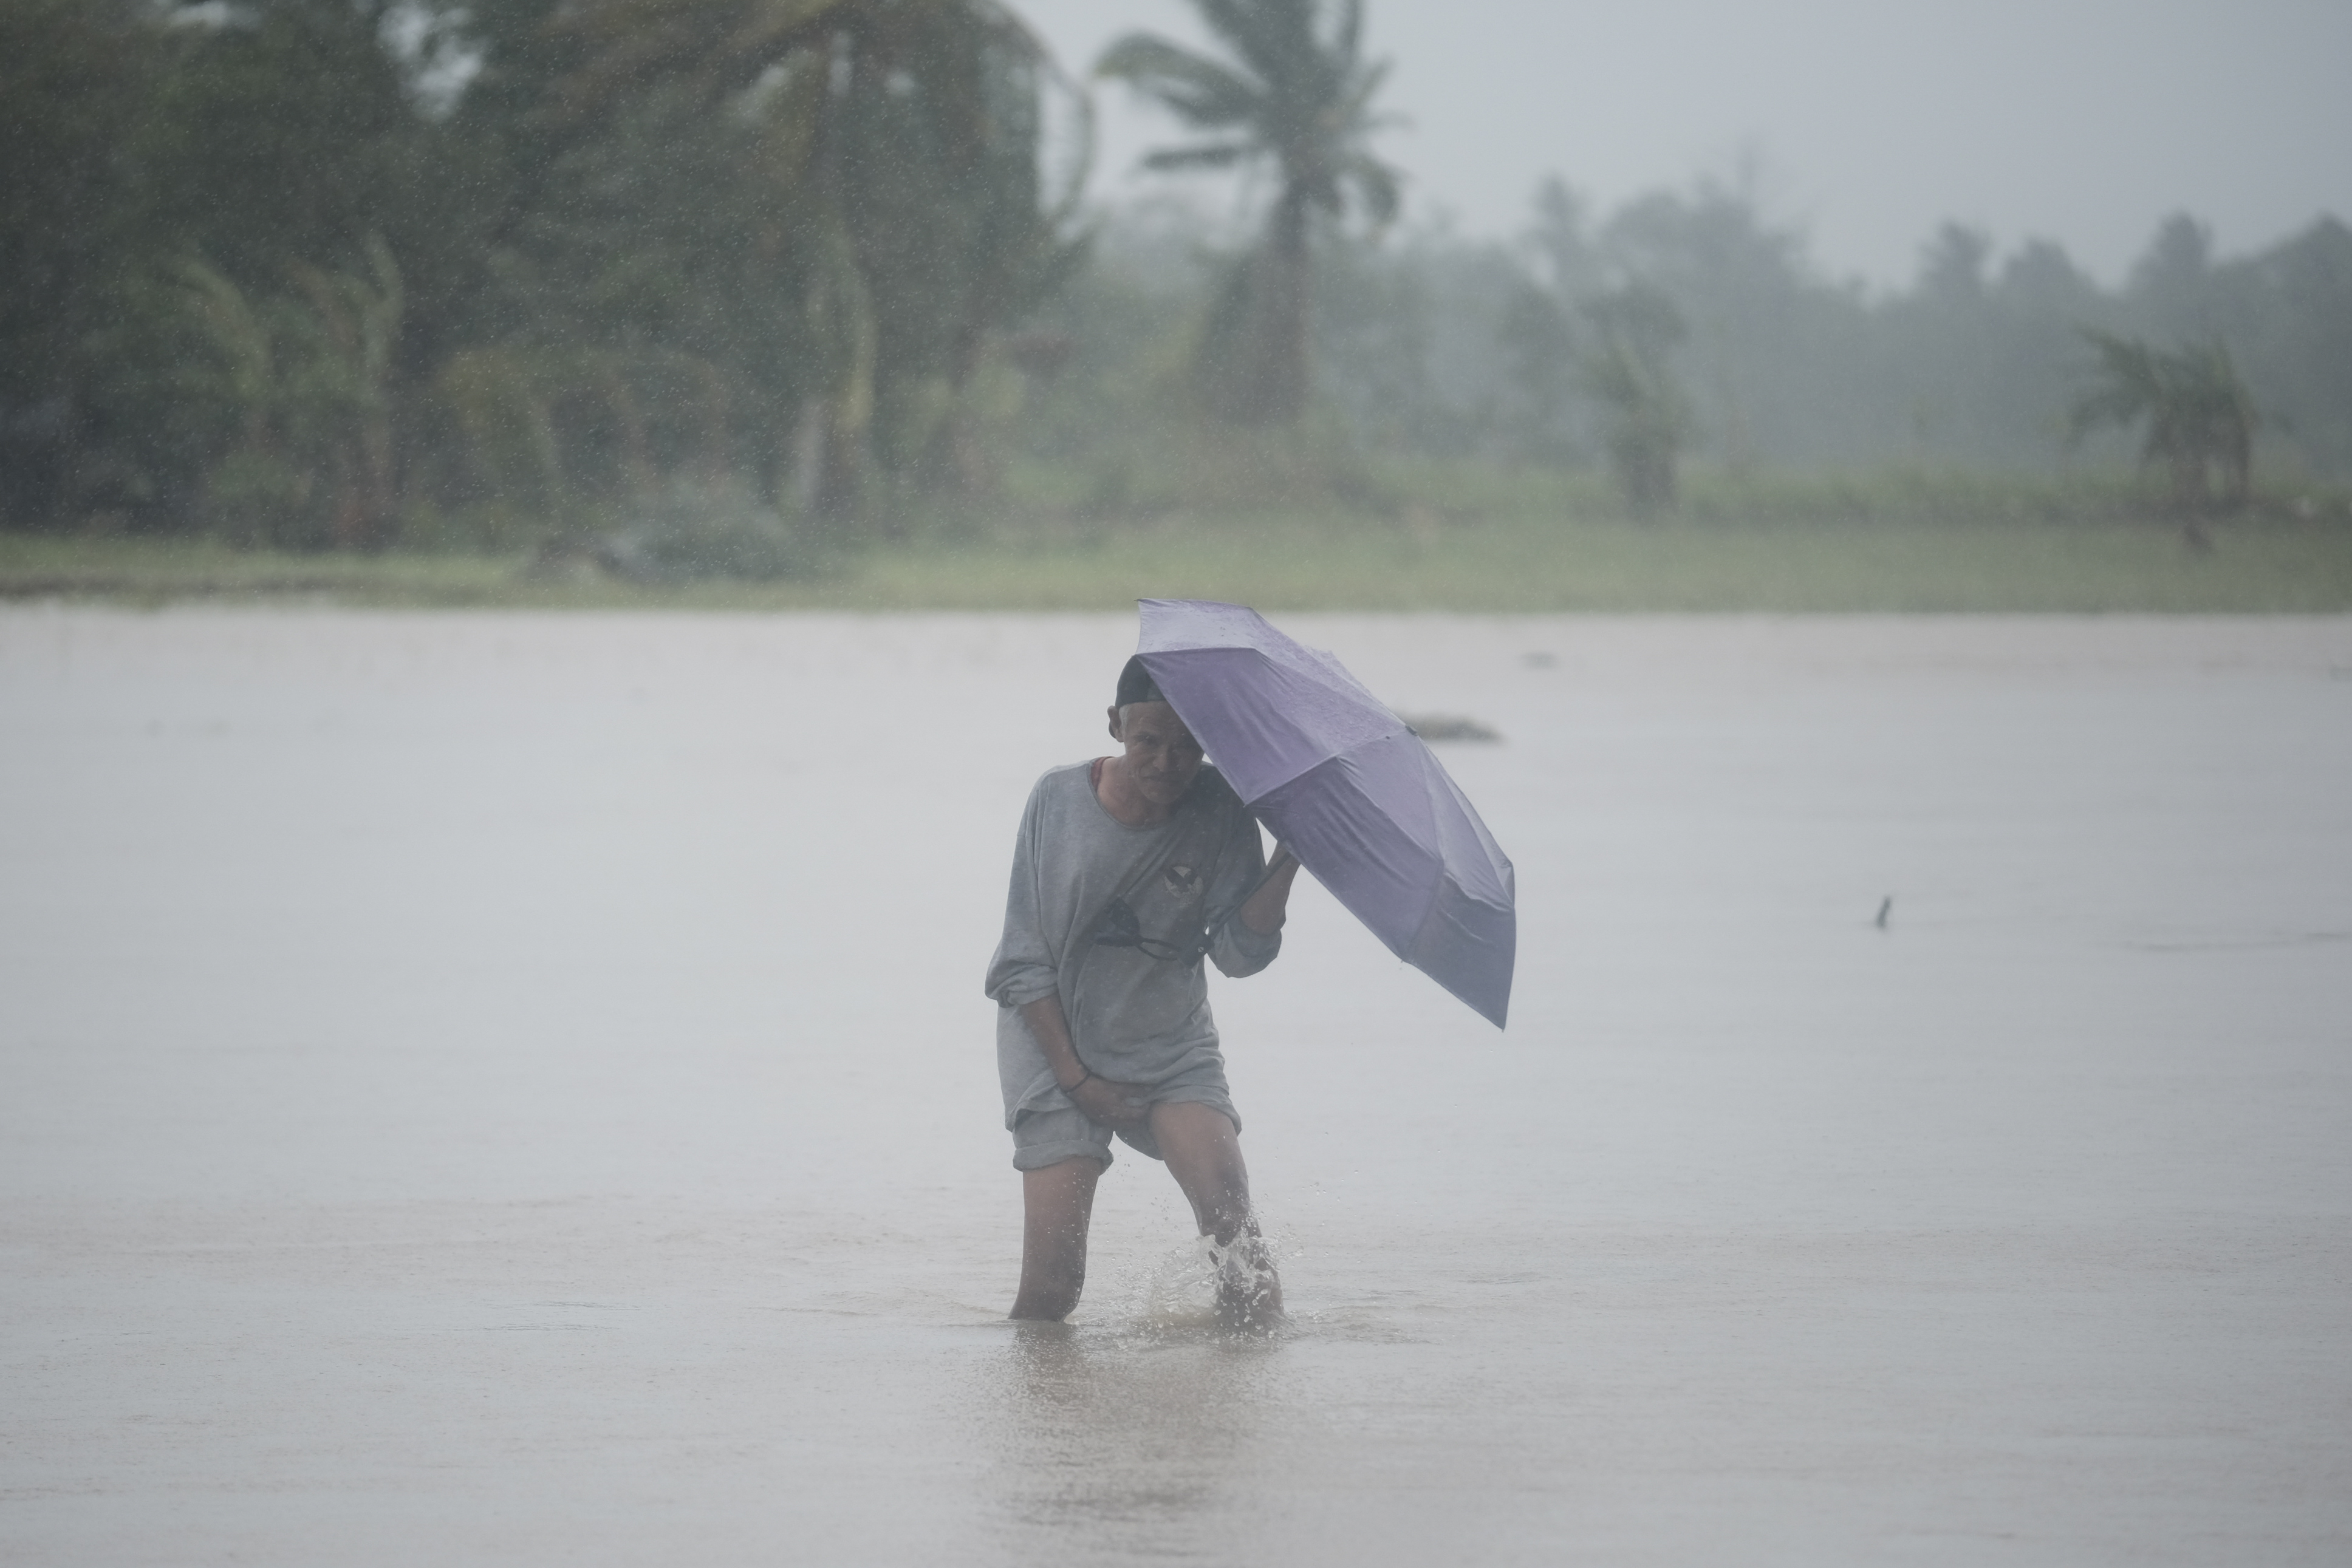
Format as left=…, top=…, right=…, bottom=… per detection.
left=539, top=0, right=1087, bottom=522
left=2068, top=329, right=2256, bottom=520
left=1098, top=0, right=1400, bottom=424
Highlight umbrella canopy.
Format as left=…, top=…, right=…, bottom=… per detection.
left=1137, top=599, right=1517, bottom=1028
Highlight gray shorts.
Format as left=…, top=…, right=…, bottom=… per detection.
left=1010, top=1057, right=1240, bottom=1172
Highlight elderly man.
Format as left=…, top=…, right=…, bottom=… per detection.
left=985, top=656, right=1300, bottom=1327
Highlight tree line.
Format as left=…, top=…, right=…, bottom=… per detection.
left=1, top=0, right=1084, bottom=555
left=1290, top=186, right=2347, bottom=511
left=3, top=0, right=2346, bottom=557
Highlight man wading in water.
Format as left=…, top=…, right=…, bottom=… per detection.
left=986, top=658, right=1301, bottom=1327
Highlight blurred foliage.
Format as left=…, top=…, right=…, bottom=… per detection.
left=1098, top=0, right=1398, bottom=425
left=2068, top=330, right=2255, bottom=517
left=1003, top=178, right=2352, bottom=526
left=1578, top=282, right=1692, bottom=516
left=0, top=0, right=1084, bottom=547
left=2, top=0, right=2348, bottom=564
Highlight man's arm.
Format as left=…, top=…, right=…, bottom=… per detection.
left=1237, top=847, right=1301, bottom=935
left=984, top=784, right=1060, bottom=1007
left=1018, top=994, right=1148, bottom=1131
left=1206, top=844, right=1298, bottom=978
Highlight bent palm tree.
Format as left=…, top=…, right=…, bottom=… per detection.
left=2068, top=329, right=2256, bottom=517
left=1098, top=0, right=1399, bottom=424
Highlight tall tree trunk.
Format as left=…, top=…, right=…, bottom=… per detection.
left=2167, top=448, right=2209, bottom=513
left=357, top=406, right=395, bottom=548
left=926, top=320, right=994, bottom=498
left=1197, top=187, right=1314, bottom=426
left=1250, top=186, right=1312, bottom=424
left=789, top=28, right=874, bottom=530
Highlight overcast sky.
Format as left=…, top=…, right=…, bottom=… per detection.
left=1011, top=0, right=2352, bottom=290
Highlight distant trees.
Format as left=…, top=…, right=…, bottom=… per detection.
left=170, top=239, right=407, bottom=549
left=1098, top=0, right=1400, bottom=425
left=6, top=0, right=2349, bottom=543
left=1290, top=179, right=2352, bottom=494
left=1479, top=180, right=1702, bottom=513
left=0, top=0, right=158, bottom=524
left=2068, top=331, right=2257, bottom=516
left=1580, top=284, right=1690, bottom=516
left=1, top=0, right=449, bottom=538
left=542, top=0, right=1087, bottom=518
left=0, top=0, right=1085, bottom=540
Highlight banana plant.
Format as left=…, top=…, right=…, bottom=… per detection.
left=287, top=235, right=404, bottom=548
left=169, top=236, right=405, bottom=548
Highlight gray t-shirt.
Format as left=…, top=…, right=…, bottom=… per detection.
left=985, top=761, right=1280, bottom=1125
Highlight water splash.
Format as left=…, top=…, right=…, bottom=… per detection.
left=1102, top=1228, right=1294, bottom=1340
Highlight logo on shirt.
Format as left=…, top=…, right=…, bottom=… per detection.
left=1161, top=862, right=1203, bottom=901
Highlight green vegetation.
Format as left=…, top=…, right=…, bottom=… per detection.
left=10, top=476, right=2347, bottom=613
left=2069, top=330, right=2257, bottom=517
left=1576, top=282, right=1692, bottom=516
left=1, top=0, right=1080, bottom=540
left=4, top=0, right=2349, bottom=617
left=1099, top=0, right=1400, bottom=424
left=1281, top=201, right=2352, bottom=489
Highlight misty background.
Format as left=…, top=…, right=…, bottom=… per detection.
left=1027, top=0, right=2352, bottom=288
left=2, top=0, right=2348, bottom=561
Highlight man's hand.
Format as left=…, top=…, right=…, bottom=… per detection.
left=1068, top=1072, right=1150, bottom=1131
left=1239, top=845, right=1302, bottom=936
left=1017, top=995, right=1150, bottom=1132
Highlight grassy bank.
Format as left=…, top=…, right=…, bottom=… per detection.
left=6, top=503, right=2351, bottom=614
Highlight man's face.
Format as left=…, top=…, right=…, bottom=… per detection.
left=1110, top=701, right=1205, bottom=806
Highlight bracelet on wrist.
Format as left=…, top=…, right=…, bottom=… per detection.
left=1059, top=1069, right=1093, bottom=1095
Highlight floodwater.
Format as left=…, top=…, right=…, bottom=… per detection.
left=3, top=610, right=2348, bottom=1566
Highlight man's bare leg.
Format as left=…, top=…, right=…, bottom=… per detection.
left=1152, top=1101, right=1283, bottom=1329
left=1011, top=1156, right=1102, bottom=1321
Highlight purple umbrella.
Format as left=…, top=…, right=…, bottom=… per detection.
left=1137, top=599, right=1517, bottom=1028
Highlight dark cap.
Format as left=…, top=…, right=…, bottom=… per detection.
left=1115, top=655, right=1165, bottom=710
